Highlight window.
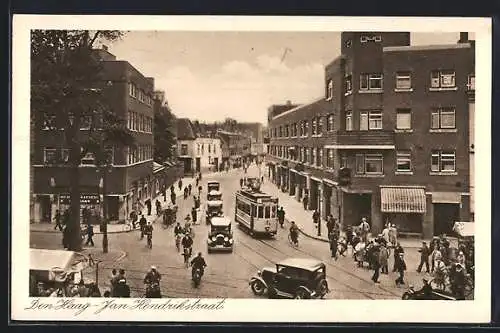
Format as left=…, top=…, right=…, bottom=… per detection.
left=61, top=148, right=70, bottom=163
left=345, top=111, right=353, bottom=131
left=345, top=75, right=353, bottom=94
left=81, top=152, right=95, bottom=165
left=327, top=114, right=334, bottom=132
left=468, top=74, right=475, bottom=91
left=304, top=120, right=309, bottom=136
left=43, top=148, right=58, bottom=164
left=312, top=149, right=317, bottom=166
left=396, top=109, right=412, bottom=130
left=396, top=151, right=412, bottom=172
left=181, top=144, right=188, bottom=156
left=299, top=122, right=304, bottom=136
left=360, top=112, right=368, bottom=131
left=360, top=36, right=368, bottom=43
left=431, top=107, right=456, bottom=129
left=356, top=154, right=383, bottom=175
left=312, top=118, right=317, bottom=135
left=326, top=80, right=333, bottom=100
left=341, top=156, right=348, bottom=168
left=128, top=82, right=135, bottom=97
left=396, top=72, right=412, bottom=90
left=431, top=70, right=456, bottom=89
left=345, top=39, right=352, bottom=48
left=105, top=147, right=114, bottom=165
left=431, top=150, right=456, bottom=172
left=265, top=206, right=271, bottom=219
left=360, top=74, right=383, bottom=91
left=292, top=123, right=297, bottom=136
left=368, top=110, right=383, bottom=130
left=326, top=149, right=334, bottom=168
left=285, top=125, right=289, bottom=137
left=41, top=114, right=57, bottom=130
left=80, top=115, right=92, bottom=130
left=318, top=117, right=323, bottom=134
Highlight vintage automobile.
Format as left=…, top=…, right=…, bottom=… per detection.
left=402, top=279, right=457, bottom=300
left=205, top=200, right=223, bottom=224
left=207, top=180, right=221, bottom=193
left=207, top=216, right=234, bottom=253
left=249, top=258, right=329, bottom=299
left=207, top=190, right=223, bottom=202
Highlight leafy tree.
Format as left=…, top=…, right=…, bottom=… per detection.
left=153, top=102, right=177, bottom=163
left=31, top=30, right=134, bottom=252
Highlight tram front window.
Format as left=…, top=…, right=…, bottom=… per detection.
left=271, top=206, right=277, bottom=218
left=258, top=206, right=264, bottom=218
left=265, top=206, right=271, bottom=218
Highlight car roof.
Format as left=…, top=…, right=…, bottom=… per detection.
left=207, top=180, right=220, bottom=184
left=207, top=200, right=223, bottom=206
left=277, top=258, right=325, bottom=271
left=210, top=216, right=231, bottom=226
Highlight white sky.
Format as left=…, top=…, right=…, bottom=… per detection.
left=106, top=31, right=470, bottom=124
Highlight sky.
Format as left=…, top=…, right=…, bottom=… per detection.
left=105, top=31, right=470, bottom=124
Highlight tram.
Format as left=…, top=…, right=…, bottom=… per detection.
left=234, top=188, right=279, bottom=238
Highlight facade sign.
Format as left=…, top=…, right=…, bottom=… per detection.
left=59, top=193, right=100, bottom=205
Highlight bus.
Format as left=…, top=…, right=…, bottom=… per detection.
left=235, top=188, right=279, bottom=238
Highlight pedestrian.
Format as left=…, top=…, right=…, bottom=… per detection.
left=379, top=244, right=389, bottom=274
left=303, top=193, right=309, bottom=210
left=328, top=230, right=338, bottom=260
left=371, top=243, right=381, bottom=283
left=114, top=279, right=131, bottom=298
left=156, top=199, right=162, bottom=216
left=85, top=224, right=94, bottom=246
left=240, top=178, right=244, bottom=187
left=146, top=199, right=152, bottom=216
left=139, top=214, right=147, bottom=240
left=163, top=185, right=167, bottom=202
left=183, top=187, right=189, bottom=199
left=178, top=179, right=183, bottom=191
left=389, top=224, right=398, bottom=245
left=170, top=184, right=175, bottom=194
left=87, top=253, right=95, bottom=267
left=395, top=253, right=407, bottom=286
left=430, top=237, right=441, bottom=273
left=170, top=191, right=176, bottom=206
left=312, top=210, right=320, bottom=228
left=130, top=210, right=138, bottom=229
left=191, top=206, right=198, bottom=223
left=199, top=172, right=202, bottom=180
left=392, top=242, right=404, bottom=272
left=277, top=207, right=285, bottom=227
left=359, top=217, right=370, bottom=244
left=326, top=215, right=334, bottom=235
left=417, top=241, right=430, bottom=273
left=188, top=184, right=192, bottom=196
left=198, top=185, right=202, bottom=195
left=261, top=176, right=264, bottom=184
left=196, top=178, right=199, bottom=187
left=110, top=269, right=118, bottom=295
left=381, top=223, right=390, bottom=246
left=53, top=209, right=63, bottom=231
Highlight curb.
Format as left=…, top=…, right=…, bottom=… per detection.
left=31, top=227, right=140, bottom=235
left=297, top=227, right=329, bottom=243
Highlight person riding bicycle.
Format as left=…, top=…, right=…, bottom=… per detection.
left=144, top=266, right=162, bottom=285
left=181, top=233, right=194, bottom=257
left=289, top=221, right=299, bottom=245
left=191, top=252, right=207, bottom=278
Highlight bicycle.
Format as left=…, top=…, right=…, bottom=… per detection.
left=175, top=234, right=183, bottom=252
left=182, top=247, right=192, bottom=268
left=147, top=234, right=153, bottom=249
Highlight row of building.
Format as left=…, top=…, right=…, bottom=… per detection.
left=176, top=119, right=266, bottom=176
left=266, top=32, right=475, bottom=239
left=31, top=46, right=181, bottom=224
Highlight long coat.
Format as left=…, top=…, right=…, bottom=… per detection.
left=378, top=246, right=389, bottom=267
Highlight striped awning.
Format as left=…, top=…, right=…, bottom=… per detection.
left=381, top=187, right=426, bottom=213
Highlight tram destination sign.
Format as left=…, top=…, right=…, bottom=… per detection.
left=59, top=193, right=100, bottom=205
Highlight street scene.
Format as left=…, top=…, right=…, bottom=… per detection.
left=29, top=30, right=475, bottom=301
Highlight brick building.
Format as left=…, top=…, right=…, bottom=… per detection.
left=267, top=32, right=475, bottom=238
left=32, top=46, right=156, bottom=223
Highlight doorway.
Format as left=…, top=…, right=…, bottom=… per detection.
left=39, top=195, right=52, bottom=223
left=107, top=197, right=119, bottom=221
left=434, top=203, right=460, bottom=236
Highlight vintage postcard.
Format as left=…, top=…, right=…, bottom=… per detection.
left=11, top=15, right=491, bottom=323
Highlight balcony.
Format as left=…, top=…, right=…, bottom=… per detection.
left=334, top=130, right=395, bottom=149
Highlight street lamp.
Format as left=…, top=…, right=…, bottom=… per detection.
left=98, top=163, right=113, bottom=253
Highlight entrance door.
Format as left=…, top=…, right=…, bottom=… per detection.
left=183, top=159, right=191, bottom=173
left=434, top=203, right=460, bottom=236
left=40, top=195, right=52, bottom=223
left=107, top=197, right=119, bottom=221
left=214, top=157, right=219, bottom=171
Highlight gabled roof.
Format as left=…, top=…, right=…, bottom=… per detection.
left=177, top=118, right=196, bottom=140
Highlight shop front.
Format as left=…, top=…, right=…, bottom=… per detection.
left=380, top=186, right=427, bottom=236
left=431, top=192, right=469, bottom=237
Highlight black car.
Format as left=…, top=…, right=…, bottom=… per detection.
left=249, top=258, right=329, bottom=299
left=207, top=216, right=234, bottom=253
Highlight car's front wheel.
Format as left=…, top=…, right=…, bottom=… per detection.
left=316, top=279, right=329, bottom=298
left=250, top=280, right=266, bottom=296
left=294, top=288, right=310, bottom=299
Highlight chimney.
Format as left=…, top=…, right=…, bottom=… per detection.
left=458, top=32, right=469, bottom=44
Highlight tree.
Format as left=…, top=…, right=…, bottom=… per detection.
left=31, top=30, right=134, bottom=252
left=154, top=103, right=177, bottom=163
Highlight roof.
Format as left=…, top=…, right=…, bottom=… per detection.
left=453, top=222, right=474, bottom=237
left=207, top=200, right=223, bottom=206
left=207, top=180, right=220, bottom=184
left=30, top=248, right=79, bottom=272
left=383, top=43, right=471, bottom=53
left=210, top=216, right=231, bottom=226
left=177, top=118, right=196, bottom=140
left=277, top=258, right=324, bottom=271
left=208, top=190, right=222, bottom=196
left=271, top=97, right=328, bottom=121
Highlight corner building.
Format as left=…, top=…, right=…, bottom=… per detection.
left=267, top=32, right=474, bottom=238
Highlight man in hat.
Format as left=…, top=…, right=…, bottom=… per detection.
left=417, top=241, right=430, bottom=273
left=395, top=252, right=407, bottom=286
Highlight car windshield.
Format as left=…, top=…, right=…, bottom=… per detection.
left=208, top=205, right=222, bottom=212
left=276, top=265, right=311, bottom=281
left=211, top=226, right=230, bottom=233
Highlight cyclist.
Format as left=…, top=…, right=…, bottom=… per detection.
left=144, top=221, right=154, bottom=248
left=174, top=222, right=184, bottom=251
left=190, top=252, right=207, bottom=279
left=181, top=233, right=194, bottom=258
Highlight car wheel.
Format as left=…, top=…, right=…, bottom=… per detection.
left=250, top=280, right=266, bottom=296
left=294, top=288, right=310, bottom=300
left=316, top=279, right=328, bottom=298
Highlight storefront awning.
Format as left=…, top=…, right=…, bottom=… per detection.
left=431, top=192, right=461, bottom=204
left=381, top=186, right=426, bottom=213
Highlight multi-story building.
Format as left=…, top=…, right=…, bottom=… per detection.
left=32, top=45, right=156, bottom=223
left=267, top=32, right=475, bottom=238
left=218, top=130, right=252, bottom=167
left=177, top=118, right=222, bottom=175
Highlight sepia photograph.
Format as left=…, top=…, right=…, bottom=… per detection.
left=11, top=15, right=491, bottom=322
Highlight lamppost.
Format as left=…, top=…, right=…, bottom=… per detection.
left=98, top=163, right=113, bottom=253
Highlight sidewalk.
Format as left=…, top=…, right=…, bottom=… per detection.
left=261, top=178, right=452, bottom=249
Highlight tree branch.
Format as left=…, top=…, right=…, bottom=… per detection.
left=88, top=30, right=101, bottom=48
